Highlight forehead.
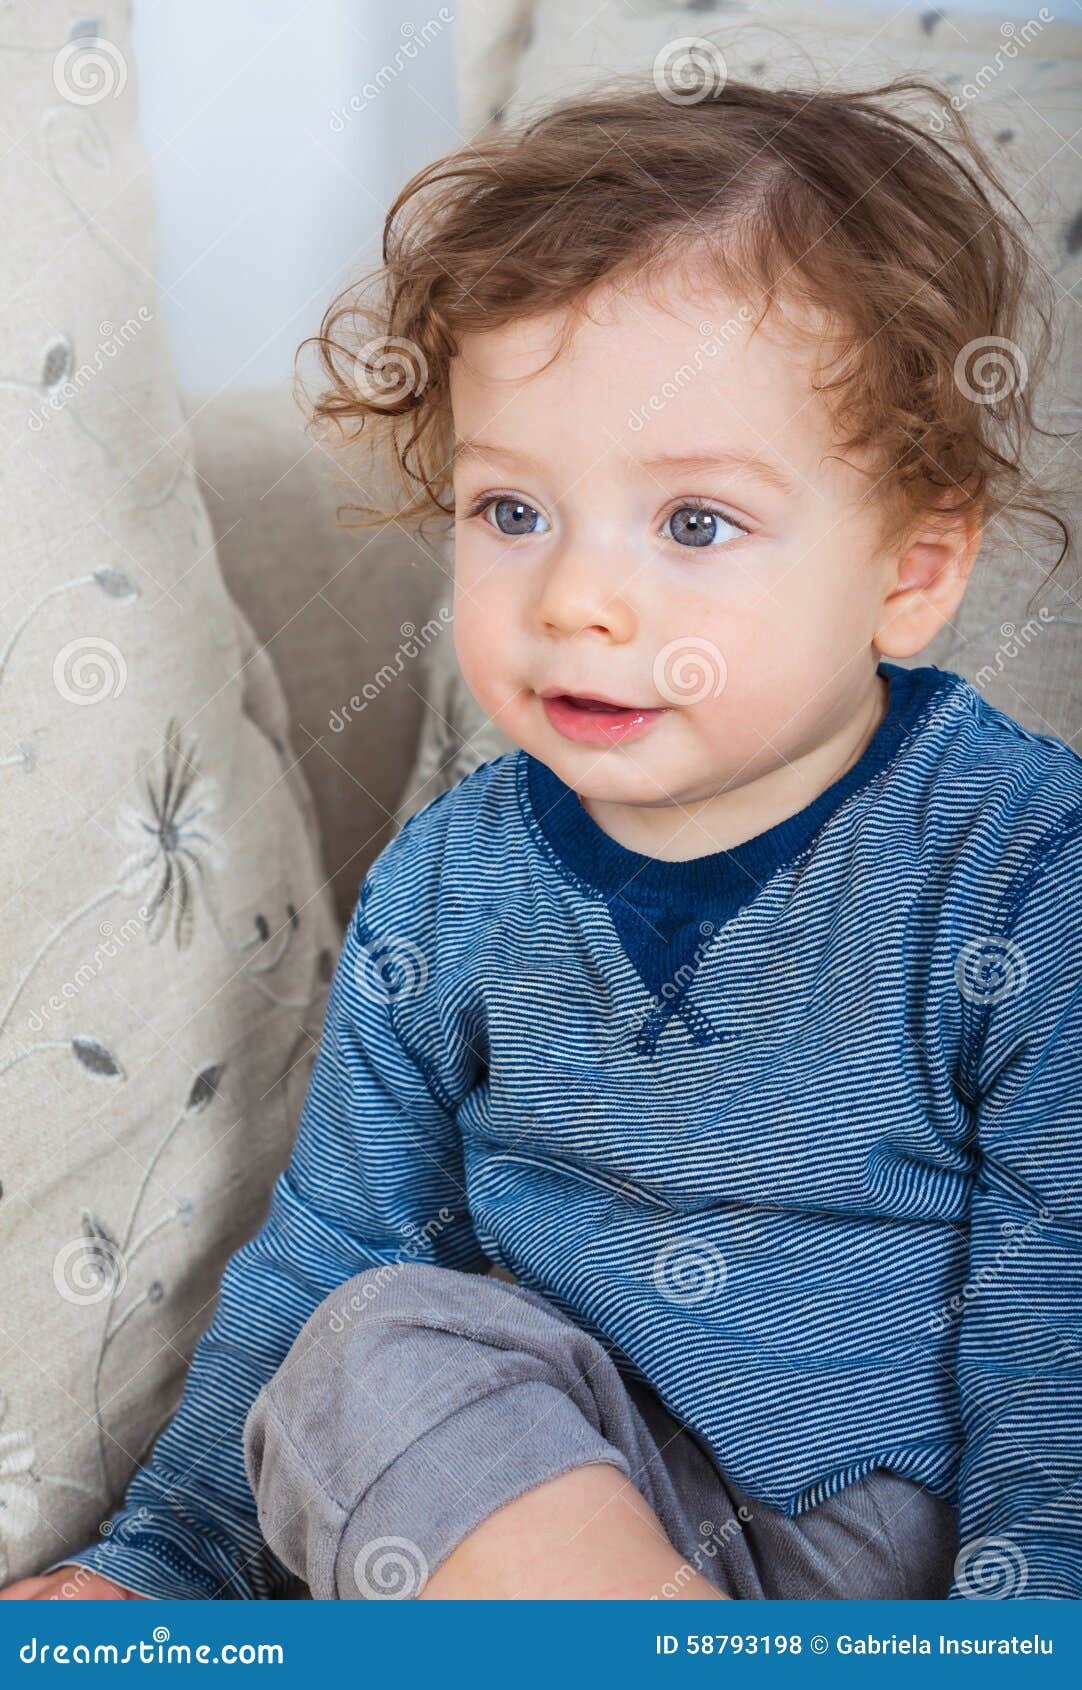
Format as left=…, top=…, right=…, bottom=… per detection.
left=449, top=268, right=844, bottom=467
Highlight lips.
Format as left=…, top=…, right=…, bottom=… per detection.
left=540, top=688, right=640, bottom=711
left=538, top=688, right=668, bottom=746
left=558, top=695, right=631, bottom=713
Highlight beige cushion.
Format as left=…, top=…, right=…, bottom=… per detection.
left=397, top=1, right=1081, bottom=825
left=184, top=387, right=451, bottom=929
left=0, top=1, right=339, bottom=1583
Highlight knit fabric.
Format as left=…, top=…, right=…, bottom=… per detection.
left=50, top=660, right=1082, bottom=1599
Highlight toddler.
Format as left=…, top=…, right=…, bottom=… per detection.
left=9, top=69, right=1081, bottom=1602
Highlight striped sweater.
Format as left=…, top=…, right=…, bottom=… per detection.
left=50, top=659, right=1082, bottom=1600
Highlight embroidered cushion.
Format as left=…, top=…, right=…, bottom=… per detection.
left=0, top=1, right=339, bottom=1584
left=182, top=385, right=453, bottom=931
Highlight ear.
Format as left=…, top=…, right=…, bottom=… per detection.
left=873, top=501, right=982, bottom=661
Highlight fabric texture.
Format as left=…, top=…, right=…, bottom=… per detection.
left=184, top=386, right=452, bottom=931
left=48, top=658, right=1082, bottom=1600
left=0, top=1, right=339, bottom=1586
left=242, top=1261, right=958, bottom=1600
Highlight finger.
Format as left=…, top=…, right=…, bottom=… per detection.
left=0, top=1577, right=50, bottom=1599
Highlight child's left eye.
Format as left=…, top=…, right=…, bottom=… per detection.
left=661, top=505, right=748, bottom=548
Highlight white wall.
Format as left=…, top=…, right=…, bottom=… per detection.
left=131, top=0, right=459, bottom=391
left=131, top=0, right=1077, bottom=391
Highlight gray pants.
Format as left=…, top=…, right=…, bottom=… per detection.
left=242, top=1262, right=958, bottom=1601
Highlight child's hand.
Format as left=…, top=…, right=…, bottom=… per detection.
left=0, top=1567, right=149, bottom=1600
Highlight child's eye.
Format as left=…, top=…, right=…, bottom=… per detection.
left=474, top=496, right=550, bottom=537
left=467, top=494, right=748, bottom=548
left=661, top=504, right=748, bottom=549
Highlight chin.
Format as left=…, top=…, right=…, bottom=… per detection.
left=548, top=747, right=678, bottom=803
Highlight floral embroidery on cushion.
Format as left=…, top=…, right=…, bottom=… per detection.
left=53, top=1063, right=222, bottom=1493
left=116, top=717, right=220, bottom=950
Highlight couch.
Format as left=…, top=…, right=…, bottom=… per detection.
left=1, top=0, right=1077, bottom=1591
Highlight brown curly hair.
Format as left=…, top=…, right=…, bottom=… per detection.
left=298, top=69, right=1073, bottom=589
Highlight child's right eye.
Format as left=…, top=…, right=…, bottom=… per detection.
left=472, top=496, right=550, bottom=537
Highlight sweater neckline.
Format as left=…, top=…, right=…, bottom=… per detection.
left=522, top=660, right=959, bottom=905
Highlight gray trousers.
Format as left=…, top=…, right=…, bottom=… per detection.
left=242, top=1262, right=958, bottom=1601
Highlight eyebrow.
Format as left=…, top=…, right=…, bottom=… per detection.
left=451, top=438, right=796, bottom=497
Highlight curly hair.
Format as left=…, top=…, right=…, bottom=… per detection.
left=298, top=69, right=1073, bottom=588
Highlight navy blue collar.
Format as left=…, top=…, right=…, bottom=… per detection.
left=522, top=661, right=959, bottom=907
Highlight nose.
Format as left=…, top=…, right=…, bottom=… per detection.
left=535, top=541, right=637, bottom=644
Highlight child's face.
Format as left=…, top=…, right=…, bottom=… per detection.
left=449, top=269, right=906, bottom=812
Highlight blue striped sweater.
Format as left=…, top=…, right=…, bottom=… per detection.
left=50, top=659, right=1082, bottom=1599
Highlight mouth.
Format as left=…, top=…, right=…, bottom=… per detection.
left=537, top=687, right=669, bottom=746
left=539, top=687, right=639, bottom=711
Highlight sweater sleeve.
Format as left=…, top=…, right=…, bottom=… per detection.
left=947, top=810, right=1082, bottom=1599
left=44, top=854, right=490, bottom=1599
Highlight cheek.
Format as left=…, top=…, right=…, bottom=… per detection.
left=451, top=607, right=488, bottom=686
left=452, top=581, right=521, bottom=713
left=650, top=574, right=777, bottom=694
left=659, top=549, right=855, bottom=694
left=654, top=582, right=833, bottom=762
left=453, top=531, right=523, bottom=611
left=453, top=532, right=531, bottom=643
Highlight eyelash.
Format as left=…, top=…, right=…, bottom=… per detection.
left=463, top=492, right=751, bottom=544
